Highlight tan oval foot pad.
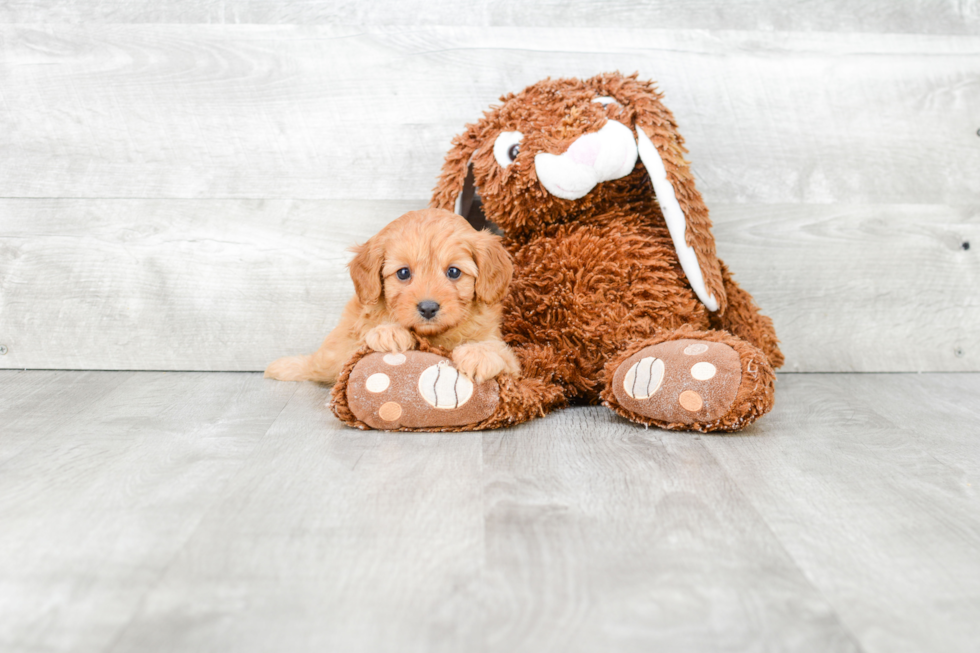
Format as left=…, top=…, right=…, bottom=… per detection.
left=612, top=339, right=741, bottom=425
left=347, top=351, right=499, bottom=430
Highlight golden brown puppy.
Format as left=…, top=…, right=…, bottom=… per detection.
left=265, top=208, right=520, bottom=384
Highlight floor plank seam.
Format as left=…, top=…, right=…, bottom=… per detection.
left=97, top=380, right=301, bottom=653
left=693, top=435, right=870, bottom=653
left=0, top=371, right=138, bottom=470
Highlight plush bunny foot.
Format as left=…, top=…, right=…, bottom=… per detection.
left=332, top=349, right=500, bottom=431
left=602, top=334, right=775, bottom=432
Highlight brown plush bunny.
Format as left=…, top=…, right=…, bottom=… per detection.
left=332, top=72, right=783, bottom=432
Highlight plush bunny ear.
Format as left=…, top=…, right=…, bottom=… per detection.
left=635, top=127, right=723, bottom=312
left=614, top=78, right=727, bottom=313
left=431, top=129, right=491, bottom=231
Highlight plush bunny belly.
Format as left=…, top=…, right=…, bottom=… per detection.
left=501, top=212, right=713, bottom=399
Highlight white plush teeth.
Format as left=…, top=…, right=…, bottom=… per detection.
left=623, top=357, right=665, bottom=400
left=417, top=362, right=474, bottom=409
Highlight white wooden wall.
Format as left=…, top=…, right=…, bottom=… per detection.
left=1, top=3, right=978, bottom=372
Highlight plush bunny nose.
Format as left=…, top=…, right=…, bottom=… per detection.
left=566, top=137, right=601, bottom=167
left=417, top=300, right=440, bottom=320
left=534, top=120, right=638, bottom=200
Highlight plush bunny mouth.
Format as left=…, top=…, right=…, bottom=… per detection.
left=534, top=120, right=638, bottom=200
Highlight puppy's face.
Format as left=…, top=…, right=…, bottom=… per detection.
left=349, top=209, right=512, bottom=337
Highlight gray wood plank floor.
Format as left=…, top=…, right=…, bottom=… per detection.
left=1, top=371, right=977, bottom=652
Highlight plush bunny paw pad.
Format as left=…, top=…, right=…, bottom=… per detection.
left=612, top=339, right=742, bottom=424
left=346, top=351, right=499, bottom=430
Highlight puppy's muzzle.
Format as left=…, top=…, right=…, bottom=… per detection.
left=417, top=300, right=440, bottom=320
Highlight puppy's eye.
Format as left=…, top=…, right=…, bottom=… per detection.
left=396, top=267, right=411, bottom=281
left=493, top=131, right=523, bottom=168
left=446, top=266, right=461, bottom=280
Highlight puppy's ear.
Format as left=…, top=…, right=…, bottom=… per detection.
left=472, top=230, right=513, bottom=305
left=348, top=237, right=385, bottom=305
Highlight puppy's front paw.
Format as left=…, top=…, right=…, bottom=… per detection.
left=364, top=324, right=416, bottom=353
left=452, top=341, right=520, bottom=383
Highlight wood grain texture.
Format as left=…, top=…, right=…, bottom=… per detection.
left=701, top=373, right=980, bottom=653
left=1, top=370, right=977, bottom=651
left=0, top=198, right=416, bottom=371
left=478, top=412, right=860, bottom=652
left=105, top=380, right=486, bottom=653
left=1, top=199, right=975, bottom=372
left=1, top=27, right=978, bottom=204
left=712, top=203, right=980, bottom=372
left=2, top=0, right=978, bottom=33
left=0, top=370, right=135, bottom=465
left=0, top=371, right=296, bottom=653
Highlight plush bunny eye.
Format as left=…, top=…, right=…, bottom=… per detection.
left=446, top=266, right=461, bottom=279
left=493, top=131, right=524, bottom=168
left=593, top=96, right=621, bottom=107
left=396, top=267, right=411, bottom=281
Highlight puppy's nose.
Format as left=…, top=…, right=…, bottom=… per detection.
left=417, top=300, right=440, bottom=320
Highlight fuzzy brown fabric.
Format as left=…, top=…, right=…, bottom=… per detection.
left=335, top=72, right=782, bottom=433
left=600, top=326, right=776, bottom=433
left=344, top=350, right=500, bottom=430
left=331, top=341, right=568, bottom=432
left=710, top=261, right=785, bottom=369
left=610, top=338, right=743, bottom=425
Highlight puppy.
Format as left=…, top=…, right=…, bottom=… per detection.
left=265, top=208, right=520, bottom=384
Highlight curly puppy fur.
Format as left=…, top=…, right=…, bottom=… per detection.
left=265, top=208, right=519, bottom=385
left=424, top=72, right=783, bottom=429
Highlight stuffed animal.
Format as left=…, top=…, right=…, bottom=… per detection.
left=332, top=72, right=783, bottom=432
